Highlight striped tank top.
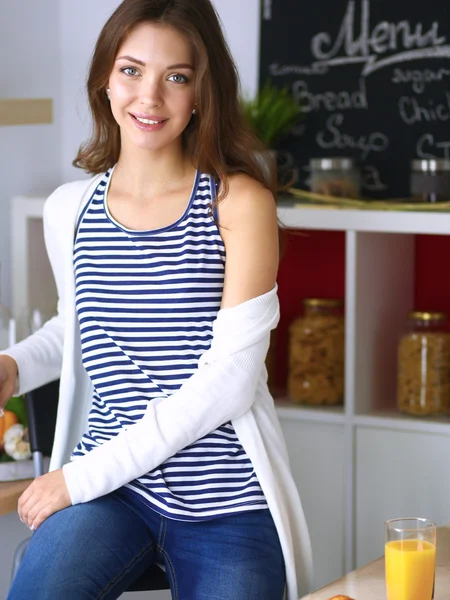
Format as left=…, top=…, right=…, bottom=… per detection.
left=72, top=168, right=267, bottom=520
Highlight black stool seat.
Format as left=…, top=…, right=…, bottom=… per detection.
left=127, top=563, right=169, bottom=591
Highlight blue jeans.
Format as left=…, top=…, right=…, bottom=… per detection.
left=7, top=491, right=285, bottom=600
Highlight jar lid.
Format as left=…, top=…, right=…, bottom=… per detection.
left=309, top=158, right=356, bottom=171
left=411, top=159, right=450, bottom=173
left=303, top=298, right=344, bottom=307
left=408, top=311, right=448, bottom=321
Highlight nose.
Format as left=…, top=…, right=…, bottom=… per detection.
left=140, top=76, right=163, bottom=108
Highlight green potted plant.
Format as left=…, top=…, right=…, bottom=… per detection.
left=241, top=80, right=304, bottom=184
left=241, top=79, right=304, bottom=148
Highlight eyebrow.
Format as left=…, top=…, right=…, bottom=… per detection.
left=116, top=55, right=194, bottom=70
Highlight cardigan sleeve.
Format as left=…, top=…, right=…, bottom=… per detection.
left=62, top=287, right=279, bottom=505
left=0, top=191, right=66, bottom=394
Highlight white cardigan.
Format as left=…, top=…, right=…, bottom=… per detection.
left=4, top=175, right=313, bottom=600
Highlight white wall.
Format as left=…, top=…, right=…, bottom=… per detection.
left=59, top=0, right=121, bottom=183
left=213, top=0, right=260, bottom=97
left=59, top=0, right=260, bottom=182
left=0, top=0, right=62, bottom=310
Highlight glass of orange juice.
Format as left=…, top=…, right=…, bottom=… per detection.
left=385, top=517, right=436, bottom=600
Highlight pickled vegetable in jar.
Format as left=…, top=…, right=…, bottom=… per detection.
left=397, top=311, right=450, bottom=416
left=309, top=158, right=361, bottom=198
left=288, top=298, right=345, bottom=405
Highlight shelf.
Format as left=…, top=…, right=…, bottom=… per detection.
left=277, top=202, right=450, bottom=235
left=12, top=196, right=46, bottom=217
left=0, top=479, right=32, bottom=517
left=0, top=99, right=53, bottom=127
left=275, top=401, right=450, bottom=434
left=275, top=405, right=450, bottom=433
left=275, top=400, right=345, bottom=424
left=354, top=411, right=450, bottom=435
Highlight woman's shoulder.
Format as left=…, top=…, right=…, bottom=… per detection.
left=219, top=173, right=276, bottom=229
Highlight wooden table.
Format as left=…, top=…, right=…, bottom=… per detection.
left=0, top=480, right=32, bottom=517
left=301, top=525, right=450, bottom=599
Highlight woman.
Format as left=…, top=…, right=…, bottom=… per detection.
left=1, top=1, right=312, bottom=598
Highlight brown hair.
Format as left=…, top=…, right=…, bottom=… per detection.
left=73, top=0, right=276, bottom=201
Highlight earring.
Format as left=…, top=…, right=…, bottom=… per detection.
left=192, top=103, right=197, bottom=115
left=106, top=88, right=111, bottom=101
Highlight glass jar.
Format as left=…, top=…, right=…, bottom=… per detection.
left=410, top=159, right=450, bottom=203
left=397, top=311, right=450, bottom=416
left=309, top=157, right=361, bottom=198
left=288, top=298, right=345, bottom=405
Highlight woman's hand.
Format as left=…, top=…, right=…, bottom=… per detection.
left=18, top=468, right=72, bottom=530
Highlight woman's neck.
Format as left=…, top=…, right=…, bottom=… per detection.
left=112, top=146, right=195, bottom=199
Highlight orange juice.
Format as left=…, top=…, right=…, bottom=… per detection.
left=385, top=539, right=436, bottom=600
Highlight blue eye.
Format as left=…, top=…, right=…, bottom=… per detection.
left=121, top=67, right=139, bottom=76
left=168, top=73, right=188, bottom=84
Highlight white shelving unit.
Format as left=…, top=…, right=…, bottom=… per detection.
left=278, top=204, right=450, bottom=235
left=11, top=195, right=450, bottom=589
left=11, top=196, right=57, bottom=341
left=276, top=200, right=450, bottom=588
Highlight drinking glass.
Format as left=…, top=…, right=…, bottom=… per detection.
left=385, top=517, right=436, bottom=600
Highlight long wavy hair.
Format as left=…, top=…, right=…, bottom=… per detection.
left=73, top=0, right=276, bottom=202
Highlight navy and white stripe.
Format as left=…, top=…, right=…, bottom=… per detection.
left=72, top=168, right=267, bottom=520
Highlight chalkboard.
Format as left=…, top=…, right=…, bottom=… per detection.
left=259, top=0, right=450, bottom=198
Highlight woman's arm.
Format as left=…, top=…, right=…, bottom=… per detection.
left=219, top=174, right=279, bottom=308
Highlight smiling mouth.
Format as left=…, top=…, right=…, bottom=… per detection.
left=131, top=114, right=167, bottom=125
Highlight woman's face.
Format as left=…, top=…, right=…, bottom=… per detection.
left=108, top=22, right=196, bottom=154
